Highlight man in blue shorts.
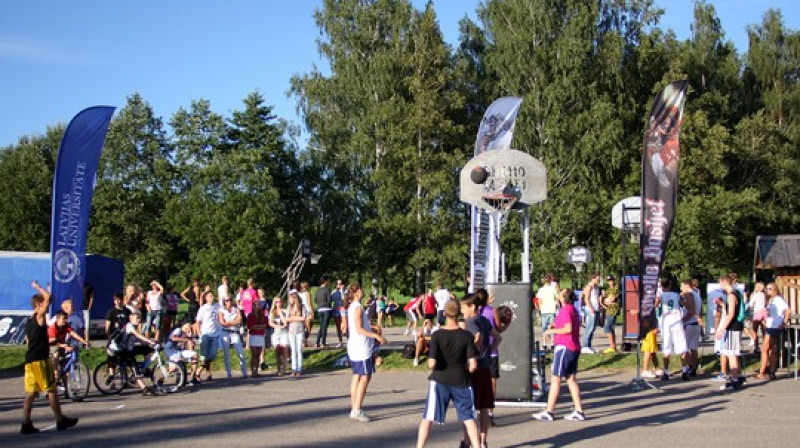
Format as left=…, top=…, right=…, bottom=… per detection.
left=416, top=300, right=480, bottom=448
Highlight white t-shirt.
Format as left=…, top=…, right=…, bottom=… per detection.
left=147, top=291, right=163, bottom=311
left=346, top=301, right=373, bottom=362
left=749, top=291, right=766, bottom=312
left=589, top=286, right=600, bottom=310
left=537, top=284, right=558, bottom=314
left=660, top=291, right=683, bottom=328
left=766, top=296, right=789, bottom=329
left=218, top=284, right=230, bottom=302
left=196, top=303, right=221, bottom=336
left=299, top=292, right=312, bottom=314
left=221, top=307, right=241, bottom=332
left=434, top=289, right=450, bottom=309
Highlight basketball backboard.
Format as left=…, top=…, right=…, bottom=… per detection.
left=460, top=149, right=547, bottom=212
left=611, top=196, right=642, bottom=232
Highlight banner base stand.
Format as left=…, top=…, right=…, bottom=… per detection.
left=629, top=377, right=660, bottom=392
left=495, top=401, right=547, bottom=409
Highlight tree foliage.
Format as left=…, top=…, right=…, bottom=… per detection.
left=1, top=0, right=798, bottom=291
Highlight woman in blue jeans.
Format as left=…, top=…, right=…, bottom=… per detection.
left=286, top=290, right=307, bottom=376
left=580, top=273, right=601, bottom=354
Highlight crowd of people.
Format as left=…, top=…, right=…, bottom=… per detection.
left=17, top=269, right=797, bottom=446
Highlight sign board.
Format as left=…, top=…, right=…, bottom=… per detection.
left=567, top=246, right=592, bottom=265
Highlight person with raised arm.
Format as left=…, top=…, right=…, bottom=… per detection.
left=20, top=281, right=78, bottom=434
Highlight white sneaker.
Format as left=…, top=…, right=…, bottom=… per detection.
left=350, top=410, right=371, bottom=422
left=404, top=329, right=409, bottom=336
left=747, top=340, right=755, bottom=347
left=413, top=358, right=419, bottom=367
left=655, top=369, right=664, bottom=376
left=641, top=371, right=658, bottom=379
left=580, top=347, right=595, bottom=354
left=532, top=410, right=554, bottom=421
left=564, top=410, right=586, bottom=421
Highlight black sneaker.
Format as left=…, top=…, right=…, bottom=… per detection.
left=681, top=370, right=690, bottom=381
left=20, top=421, right=39, bottom=434
left=56, top=416, right=78, bottom=431
left=689, top=367, right=698, bottom=377
left=732, top=378, right=744, bottom=390
left=660, top=373, right=669, bottom=381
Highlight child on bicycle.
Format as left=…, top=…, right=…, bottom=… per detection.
left=48, top=310, right=89, bottom=384
left=122, top=312, right=160, bottom=396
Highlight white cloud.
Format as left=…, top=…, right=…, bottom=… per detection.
left=0, top=38, right=95, bottom=65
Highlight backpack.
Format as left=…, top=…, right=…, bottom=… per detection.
left=106, top=328, right=126, bottom=355
left=733, top=289, right=746, bottom=323
left=423, top=294, right=436, bottom=315
left=402, top=343, right=416, bottom=359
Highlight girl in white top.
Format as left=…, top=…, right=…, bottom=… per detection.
left=286, top=290, right=307, bottom=376
left=345, top=282, right=387, bottom=422
left=758, top=282, right=790, bottom=380
left=269, top=297, right=289, bottom=375
left=299, top=281, right=314, bottom=347
left=219, top=298, right=247, bottom=379
left=746, top=282, right=767, bottom=350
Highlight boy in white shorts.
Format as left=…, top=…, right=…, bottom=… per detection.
left=657, top=278, right=687, bottom=381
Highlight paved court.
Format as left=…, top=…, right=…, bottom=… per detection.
left=1, top=363, right=799, bottom=447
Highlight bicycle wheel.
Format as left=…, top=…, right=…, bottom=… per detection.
left=94, top=359, right=125, bottom=395
left=152, top=361, right=185, bottom=393
left=68, top=362, right=90, bottom=401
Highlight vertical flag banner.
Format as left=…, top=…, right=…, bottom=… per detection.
left=638, top=82, right=688, bottom=338
left=470, top=97, right=522, bottom=292
left=51, top=106, right=115, bottom=315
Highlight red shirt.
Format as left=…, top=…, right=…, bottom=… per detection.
left=48, top=323, right=71, bottom=345
left=246, top=313, right=267, bottom=336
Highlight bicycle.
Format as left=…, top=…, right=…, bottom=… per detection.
left=94, top=344, right=185, bottom=395
left=56, top=346, right=90, bottom=401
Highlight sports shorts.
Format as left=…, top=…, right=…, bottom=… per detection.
left=641, top=329, right=658, bottom=354
left=350, top=358, right=375, bottom=376
left=684, top=323, right=701, bottom=351
left=24, top=359, right=56, bottom=394
left=720, top=330, right=741, bottom=356
left=661, top=324, right=687, bottom=356
left=552, top=346, right=579, bottom=378
left=422, top=381, right=475, bottom=424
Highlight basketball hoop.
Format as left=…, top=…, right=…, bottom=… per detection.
left=310, top=254, right=322, bottom=265
left=482, top=193, right=519, bottom=222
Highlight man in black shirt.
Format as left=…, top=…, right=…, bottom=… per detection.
left=105, top=293, right=130, bottom=336
left=416, top=300, right=480, bottom=448
left=21, top=281, right=78, bottom=434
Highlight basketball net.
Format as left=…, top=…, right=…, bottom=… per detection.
left=483, top=193, right=519, bottom=226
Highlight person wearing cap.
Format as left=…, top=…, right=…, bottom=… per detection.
left=416, top=299, right=480, bottom=448
left=600, top=275, right=620, bottom=353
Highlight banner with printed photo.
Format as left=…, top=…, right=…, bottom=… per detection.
left=51, top=106, right=115, bottom=314
left=637, top=82, right=688, bottom=339
left=470, top=97, right=522, bottom=292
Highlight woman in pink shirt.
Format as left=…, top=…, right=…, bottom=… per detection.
left=533, top=289, right=585, bottom=421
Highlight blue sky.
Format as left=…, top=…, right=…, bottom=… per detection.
left=1, top=0, right=797, bottom=148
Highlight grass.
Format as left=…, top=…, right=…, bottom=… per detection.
left=1, top=343, right=764, bottom=377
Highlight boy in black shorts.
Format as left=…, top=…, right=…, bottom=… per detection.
left=21, top=281, right=78, bottom=434
left=416, top=300, right=480, bottom=448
